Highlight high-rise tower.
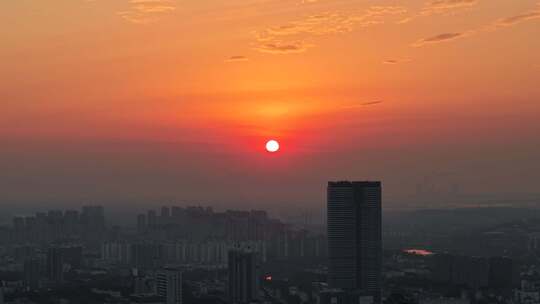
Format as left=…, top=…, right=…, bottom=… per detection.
left=228, top=248, right=259, bottom=304
left=156, top=268, right=182, bottom=304
left=327, top=181, right=382, bottom=303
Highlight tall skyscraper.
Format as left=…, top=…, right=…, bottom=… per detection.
left=137, top=214, right=147, bottom=233
left=156, top=268, right=182, bottom=304
left=327, top=181, right=382, bottom=303
left=228, top=248, right=259, bottom=304
left=81, top=205, right=105, bottom=249
left=46, top=247, right=64, bottom=284
left=147, top=210, right=157, bottom=229
left=161, top=206, right=171, bottom=225
left=23, top=258, right=41, bottom=290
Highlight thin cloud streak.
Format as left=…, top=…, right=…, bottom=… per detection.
left=413, top=2, right=540, bottom=47
left=253, top=6, right=407, bottom=54
left=383, top=58, right=412, bottom=65
left=413, top=32, right=467, bottom=46
left=254, top=41, right=313, bottom=54
left=341, top=100, right=384, bottom=109
left=496, top=11, right=540, bottom=26
left=400, top=0, right=479, bottom=24
left=225, top=56, right=249, bottom=62
left=118, top=0, right=177, bottom=24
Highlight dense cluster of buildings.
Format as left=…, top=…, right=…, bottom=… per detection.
left=132, top=206, right=327, bottom=260
left=1, top=181, right=540, bottom=304
left=4, top=206, right=106, bottom=250
left=101, top=240, right=267, bottom=268
left=0, top=202, right=327, bottom=303
left=432, top=254, right=518, bottom=290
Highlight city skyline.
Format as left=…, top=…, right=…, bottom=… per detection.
left=1, top=183, right=539, bottom=303
left=1, top=1, right=539, bottom=303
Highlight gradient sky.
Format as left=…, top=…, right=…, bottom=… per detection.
left=1, top=0, right=539, bottom=214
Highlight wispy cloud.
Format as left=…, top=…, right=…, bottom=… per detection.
left=342, top=100, right=384, bottom=109
left=225, top=56, right=249, bottom=62
left=412, top=32, right=467, bottom=46
left=360, top=100, right=384, bottom=106
left=254, top=41, right=313, bottom=54
left=253, top=6, right=407, bottom=54
left=400, top=0, right=479, bottom=24
left=413, top=2, right=540, bottom=47
left=383, top=58, right=412, bottom=65
left=118, top=0, right=176, bottom=24
left=495, top=11, right=540, bottom=26
left=426, top=0, right=478, bottom=11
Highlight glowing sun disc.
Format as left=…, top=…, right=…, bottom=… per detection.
left=266, top=140, right=280, bottom=152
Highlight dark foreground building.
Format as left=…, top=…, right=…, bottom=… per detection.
left=228, top=248, right=259, bottom=304
left=156, top=268, right=183, bottom=304
left=327, top=181, right=382, bottom=303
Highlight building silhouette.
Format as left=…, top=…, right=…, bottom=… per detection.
left=80, top=205, right=105, bottom=249
left=432, top=254, right=518, bottom=290
left=228, top=248, right=259, bottom=304
left=327, top=181, right=382, bottom=303
left=156, top=268, right=183, bottom=304
left=23, top=258, right=41, bottom=290
left=131, top=243, right=161, bottom=270
left=147, top=210, right=157, bottom=229
left=137, top=214, right=146, bottom=233
left=489, top=256, right=518, bottom=289
left=46, top=247, right=64, bottom=285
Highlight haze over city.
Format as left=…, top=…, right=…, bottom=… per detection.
left=2, top=0, right=540, bottom=220
left=2, top=2, right=540, bottom=304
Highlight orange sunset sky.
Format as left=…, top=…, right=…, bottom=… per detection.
left=1, top=0, right=539, bottom=213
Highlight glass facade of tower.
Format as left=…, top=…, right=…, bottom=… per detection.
left=327, top=181, right=382, bottom=303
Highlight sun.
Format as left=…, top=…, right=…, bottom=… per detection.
left=265, top=140, right=280, bottom=153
